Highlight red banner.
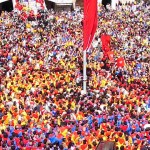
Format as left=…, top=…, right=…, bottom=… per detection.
left=83, top=0, right=98, bottom=50
left=101, top=34, right=111, bottom=52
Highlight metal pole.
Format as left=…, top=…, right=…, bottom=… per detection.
left=83, top=49, right=87, bottom=94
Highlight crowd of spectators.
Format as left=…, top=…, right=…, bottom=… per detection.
left=0, top=1, right=150, bottom=150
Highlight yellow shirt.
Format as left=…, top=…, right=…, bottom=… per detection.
left=26, top=23, right=31, bottom=28
left=71, top=102, right=76, bottom=110
left=101, top=79, right=107, bottom=87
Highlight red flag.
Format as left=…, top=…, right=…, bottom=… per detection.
left=117, top=57, right=125, bottom=68
left=101, top=34, right=111, bottom=52
left=107, top=51, right=114, bottom=62
left=83, top=0, right=98, bottom=50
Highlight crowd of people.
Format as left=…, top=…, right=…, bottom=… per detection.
left=0, top=1, right=150, bottom=150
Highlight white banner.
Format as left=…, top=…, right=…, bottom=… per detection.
left=12, top=0, right=46, bottom=13
left=48, top=0, right=74, bottom=3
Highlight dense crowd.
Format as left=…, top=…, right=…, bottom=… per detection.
left=0, top=1, right=150, bottom=150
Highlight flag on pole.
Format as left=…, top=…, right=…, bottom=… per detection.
left=83, top=0, right=98, bottom=50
